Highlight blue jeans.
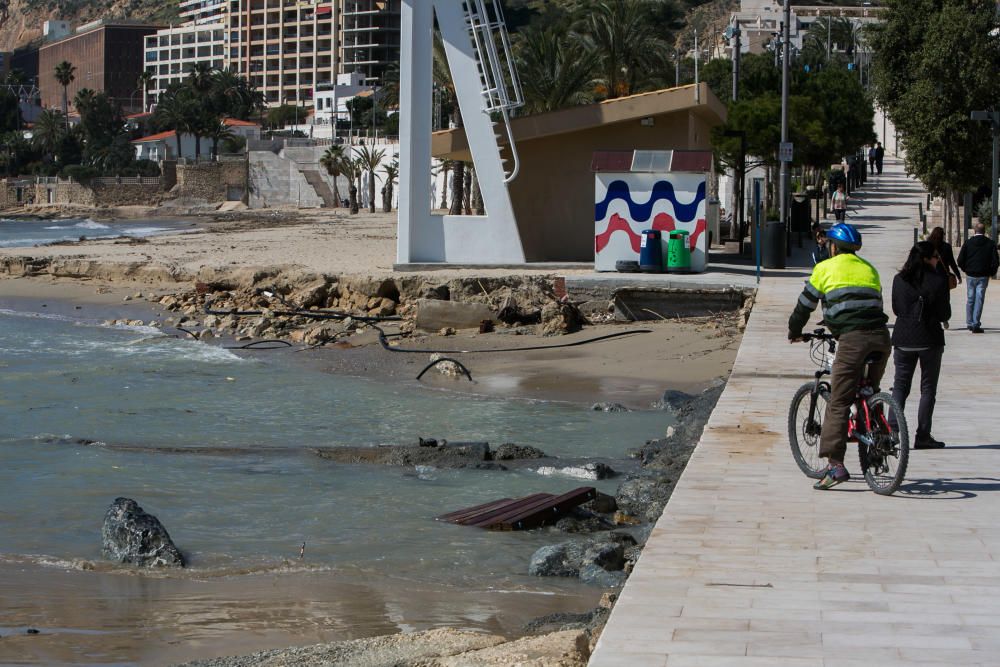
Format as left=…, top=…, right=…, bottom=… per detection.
left=966, top=276, right=989, bottom=329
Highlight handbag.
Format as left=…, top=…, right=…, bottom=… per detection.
left=948, top=274, right=958, bottom=290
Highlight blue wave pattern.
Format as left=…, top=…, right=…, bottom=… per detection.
left=595, top=180, right=706, bottom=223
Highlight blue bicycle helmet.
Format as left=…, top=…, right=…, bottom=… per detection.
left=827, top=223, right=862, bottom=251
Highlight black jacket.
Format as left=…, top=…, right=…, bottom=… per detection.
left=891, top=269, right=950, bottom=348
left=934, top=241, right=961, bottom=280
left=957, top=235, right=1000, bottom=278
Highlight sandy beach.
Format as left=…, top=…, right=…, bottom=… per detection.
left=0, top=210, right=744, bottom=666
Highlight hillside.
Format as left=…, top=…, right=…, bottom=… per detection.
left=0, top=0, right=179, bottom=52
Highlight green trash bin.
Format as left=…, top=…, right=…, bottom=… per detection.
left=666, top=230, right=691, bottom=273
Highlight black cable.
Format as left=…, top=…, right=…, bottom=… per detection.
left=176, top=327, right=198, bottom=339
left=224, top=340, right=293, bottom=350
left=416, top=357, right=474, bottom=382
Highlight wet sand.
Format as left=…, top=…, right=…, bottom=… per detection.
left=0, top=561, right=596, bottom=666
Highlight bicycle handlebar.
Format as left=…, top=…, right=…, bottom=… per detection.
left=798, top=328, right=835, bottom=342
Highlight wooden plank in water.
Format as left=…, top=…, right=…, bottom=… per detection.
left=439, top=493, right=551, bottom=526
left=464, top=493, right=555, bottom=528
left=437, top=497, right=513, bottom=523
left=485, top=487, right=597, bottom=531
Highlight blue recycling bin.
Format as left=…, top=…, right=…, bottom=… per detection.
left=638, top=229, right=663, bottom=272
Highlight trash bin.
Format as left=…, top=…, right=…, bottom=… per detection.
left=790, top=195, right=811, bottom=234
left=762, top=220, right=786, bottom=269
left=666, top=230, right=691, bottom=273
left=638, top=229, right=662, bottom=272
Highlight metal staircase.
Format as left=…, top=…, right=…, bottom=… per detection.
left=462, top=0, right=524, bottom=183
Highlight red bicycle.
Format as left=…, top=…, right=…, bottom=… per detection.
left=788, top=328, right=909, bottom=495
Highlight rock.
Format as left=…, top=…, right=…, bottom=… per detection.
left=591, top=402, right=630, bottom=412
left=439, top=327, right=456, bottom=336
left=528, top=543, right=583, bottom=578
left=583, top=542, right=626, bottom=571
left=579, top=563, right=628, bottom=587
left=101, top=497, right=184, bottom=568
left=429, top=352, right=462, bottom=375
left=122, top=295, right=132, bottom=302
left=585, top=491, right=618, bottom=514
left=657, top=389, right=694, bottom=413
left=536, top=462, right=617, bottom=480
left=415, top=299, right=495, bottom=332
left=554, top=513, right=615, bottom=533
left=492, top=443, right=546, bottom=460
left=199, top=329, right=215, bottom=341
left=598, top=591, right=618, bottom=609
left=540, top=301, right=586, bottom=336
left=614, top=476, right=673, bottom=523
left=314, top=441, right=492, bottom=469
left=418, top=437, right=439, bottom=447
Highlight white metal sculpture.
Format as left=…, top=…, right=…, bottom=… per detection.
left=397, top=0, right=526, bottom=264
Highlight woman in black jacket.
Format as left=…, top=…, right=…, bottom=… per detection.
left=928, top=226, right=961, bottom=288
left=891, top=241, right=951, bottom=449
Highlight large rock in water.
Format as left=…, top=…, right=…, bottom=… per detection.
left=101, top=498, right=185, bottom=568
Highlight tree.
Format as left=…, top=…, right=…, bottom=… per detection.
left=338, top=156, right=363, bottom=214
left=579, top=0, right=669, bottom=99
left=320, top=145, right=345, bottom=206
left=54, top=61, right=76, bottom=132
left=187, top=63, right=216, bottom=95
left=137, top=69, right=155, bottom=111
left=266, top=104, right=300, bottom=129
left=33, top=109, right=67, bottom=162
left=381, top=160, right=398, bottom=212
left=0, top=88, right=21, bottom=134
left=205, top=121, right=235, bottom=159
left=356, top=144, right=386, bottom=213
left=211, top=68, right=264, bottom=120
left=869, top=0, right=1000, bottom=196
left=154, top=85, right=195, bottom=158
left=515, top=25, right=598, bottom=113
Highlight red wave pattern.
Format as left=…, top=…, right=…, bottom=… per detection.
left=596, top=213, right=707, bottom=254
left=595, top=213, right=641, bottom=254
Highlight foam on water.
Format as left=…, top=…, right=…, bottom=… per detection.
left=44, top=219, right=109, bottom=230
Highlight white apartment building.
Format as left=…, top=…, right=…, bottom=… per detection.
left=143, top=22, right=227, bottom=109
left=143, top=0, right=399, bottom=111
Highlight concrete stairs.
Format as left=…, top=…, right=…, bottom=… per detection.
left=247, top=151, right=324, bottom=209
left=302, top=170, right=337, bottom=208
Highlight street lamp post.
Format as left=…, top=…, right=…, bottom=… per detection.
left=971, top=110, right=1000, bottom=244
left=780, top=0, right=791, bottom=254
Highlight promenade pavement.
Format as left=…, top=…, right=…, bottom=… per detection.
left=590, top=157, right=1000, bottom=666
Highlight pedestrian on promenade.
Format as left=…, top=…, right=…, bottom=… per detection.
left=927, top=226, right=962, bottom=289
left=868, top=145, right=877, bottom=175
left=812, top=228, right=830, bottom=265
left=957, top=222, right=1000, bottom=333
left=788, top=223, right=890, bottom=490
left=832, top=183, right=848, bottom=222
left=875, top=142, right=885, bottom=174
left=890, top=241, right=950, bottom=449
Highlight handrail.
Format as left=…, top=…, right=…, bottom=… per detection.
left=499, top=107, right=519, bottom=183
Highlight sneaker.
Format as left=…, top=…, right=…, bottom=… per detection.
left=914, top=436, right=946, bottom=449
left=973, top=327, right=985, bottom=334
left=813, top=464, right=850, bottom=490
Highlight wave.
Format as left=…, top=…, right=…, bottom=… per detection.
left=0, top=552, right=340, bottom=579
left=595, top=180, right=706, bottom=223
left=44, top=219, right=109, bottom=230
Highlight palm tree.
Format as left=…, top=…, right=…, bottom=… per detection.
left=137, top=69, right=155, bottom=111
left=188, top=63, right=216, bottom=94
left=54, top=61, right=76, bottom=131
left=431, top=32, right=469, bottom=215
left=205, top=120, right=235, bottom=159
left=434, top=159, right=453, bottom=209
left=515, top=26, right=598, bottom=113
left=355, top=144, right=386, bottom=213
left=381, top=160, right=398, bottom=212
left=583, top=0, right=666, bottom=99
left=338, top=155, right=363, bottom=214
left=320, top=145, right=345, bottom=206
left=153, top=86, right=192, bottom=159
left=33, top=109, right=66, bottom=161
left=73, top=88, right=97, bottom=115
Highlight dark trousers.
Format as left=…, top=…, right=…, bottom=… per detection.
left=890, top=346, right=943, bottom=441
left=834, top=209, right=845, bottom=222
left=820, top=328, right=891, bottom=462
left=869, top=157, right=876, bottom=174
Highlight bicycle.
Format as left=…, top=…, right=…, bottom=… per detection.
left=788, top=327, right=909, bottom=495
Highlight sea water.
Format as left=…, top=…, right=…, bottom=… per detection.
left=0, top=307, right=669, bottom=588
left=0, top=218, right=193, bottom=248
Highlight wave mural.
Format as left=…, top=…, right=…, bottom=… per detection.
left=595, top=180, right=706, bottom=223
left=594, top=173, right=710, bottom=272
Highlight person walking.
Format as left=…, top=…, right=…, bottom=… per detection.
left=874, top=142, right=885, bottom=174
left=957, top=222, right=1000, bottom=333
left=812, top=228, right=830, bottom=265
left=868, top=145, right=877, bottom=175
left=890, top=241, right=950, bottom=449
left=831, top=183, right=848, bottom=222
left=927, top=226, right=962, bottom=289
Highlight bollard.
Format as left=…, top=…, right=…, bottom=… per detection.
left=914, top=227, right=919, bottom=247
left=918, top=203, right=925, bottom=234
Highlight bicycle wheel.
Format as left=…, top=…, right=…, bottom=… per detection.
left=859, top=392, right=909, bottom=495
left=788, top=382, right=829, bottom=479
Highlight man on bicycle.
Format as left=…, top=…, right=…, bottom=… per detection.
left=788, top=223, right=890, bottom=489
